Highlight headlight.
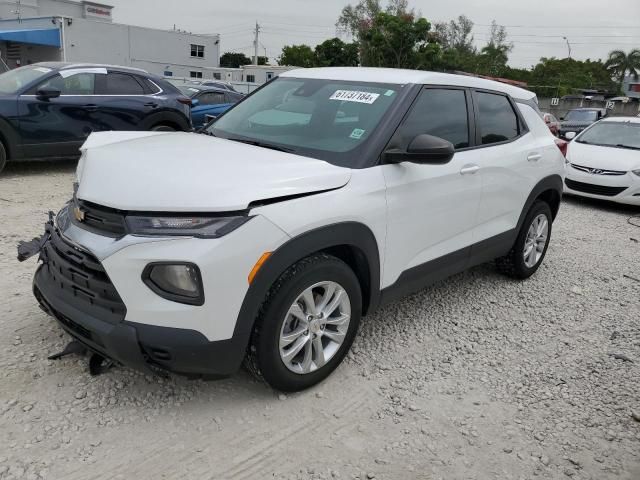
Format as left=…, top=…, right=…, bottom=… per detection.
left=125, top=215, right=252, bottom=238
left=143, top=263, right=204, bottom=305
left=632, top=169, right=640, bottom=178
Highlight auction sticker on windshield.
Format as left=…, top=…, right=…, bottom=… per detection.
left=330, top=90, right=380, bottom=104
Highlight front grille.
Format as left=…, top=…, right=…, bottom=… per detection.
left=565, top=179, right=628, bottom=197
left=41, top=228, right=126, bottom=324
left=570, top=163, right=627, bottom=176
left=74, top=199, right=127, bottom=237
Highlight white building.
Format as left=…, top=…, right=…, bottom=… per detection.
left=0, top=0, right=220, bottom=77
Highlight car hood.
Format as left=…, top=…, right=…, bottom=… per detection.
left=567, top=141, right=640, bottom=171
left=76, top=131, right=351, bottom=212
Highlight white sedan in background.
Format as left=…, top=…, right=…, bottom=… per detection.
left=564, top=117, right=640, bottom=205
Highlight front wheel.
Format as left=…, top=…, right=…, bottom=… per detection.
left=245, top=254, right=362, bottom=392
left=150, top=124, right=176, bottom=132
left=496, top=200, right=553, bottom=279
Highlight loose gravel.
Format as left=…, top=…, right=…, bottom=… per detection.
left=1, top=161, right=639, bottom=480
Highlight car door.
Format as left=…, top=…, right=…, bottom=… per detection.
left=381, top=87, right=482, bottom=290
left=92, top=71, right=150, bottom=131
left=469, top=90, right=543, bottom=247
left=17, top=70, right=99, bottom=158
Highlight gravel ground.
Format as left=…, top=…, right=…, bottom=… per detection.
left=1, top=160, right=639, bottom=480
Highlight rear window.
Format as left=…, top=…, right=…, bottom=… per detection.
left=476, top=92, right=520, bottom=145
left=102, top=73, right=145, bottom=95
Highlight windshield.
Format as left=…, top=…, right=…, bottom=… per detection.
left=565, top=110, right=598, bottom=122
left=0, top=65, right=53, bottom=95
left=207, top=77, right=403, bottom=164
left=577, top=121, right=640, bottom=149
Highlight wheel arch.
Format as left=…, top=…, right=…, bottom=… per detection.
left=142, top=110, right=190, bottom=132
left=516, top=174, right=563, bottom=232
left=0, top=117, right=20, bottom=160
left=233, top=222, right=381, bottom=341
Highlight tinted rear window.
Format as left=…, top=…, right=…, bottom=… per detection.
left=104, top=73, right=145, bottom=95
left=476, top=92, right=520, bottom=145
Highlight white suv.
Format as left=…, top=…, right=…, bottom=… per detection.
left=21, top=68, right=565, bottom=391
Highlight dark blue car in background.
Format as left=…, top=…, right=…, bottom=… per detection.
left=0, top=62, right=193, bottom=173
left=177, top=85, right=243, bottom=129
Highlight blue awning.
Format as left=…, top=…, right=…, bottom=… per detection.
left=0, top=28, right=60, bottom=47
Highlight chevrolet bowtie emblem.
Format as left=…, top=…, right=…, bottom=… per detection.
left=73, top=206, right=86, bottom=222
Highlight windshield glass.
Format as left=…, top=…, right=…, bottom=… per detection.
left=565, top=110, right=598, bottom=122
left=0, top=65, right=53, bottom=94
left=577, top=121, right=640, bottom=149
left=207, top=77, right=402, bottom=164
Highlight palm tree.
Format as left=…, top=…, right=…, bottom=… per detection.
left=605, top=49, right=640, bottom=93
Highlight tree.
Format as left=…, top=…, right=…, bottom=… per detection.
left=257, top=56, right=269, bottom=66
left=476, top=21, right=513, bottom=77
left=279, top=44, right=316, bottom=67
left=605, top=49, right=640, bottom=91
left=434, top=15, right=475, bottom=54
left=315, top=38, right=359, bottom=67
left=337, top=0, right=383, bottom=37
left=219, top=52, right=252, bottom=68
left=527, top=57, right=615, bottom=97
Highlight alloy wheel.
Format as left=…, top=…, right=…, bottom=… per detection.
left=523, top=213, right=549, bottom=268
left=279, top=281, right=351, bottom=374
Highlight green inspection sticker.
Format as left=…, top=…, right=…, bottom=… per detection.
left=384, top=89, right=395, bottom=96
left=350, top=128, right=366, bottom=139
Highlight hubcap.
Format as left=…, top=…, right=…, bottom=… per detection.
left=279, top=281, right=351, bottom=375
left=523, top=213, right=549, bottom=268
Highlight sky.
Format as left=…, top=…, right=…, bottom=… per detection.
left=107, top=0, right=640, bottom=68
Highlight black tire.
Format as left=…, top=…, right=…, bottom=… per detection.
left=245, top=253, right=362, bottom=392
left=496, top=200, right=553, bottom=279
left=0, top=141, right=6, bottom=174
left=151, top=124, right=176, bottom=132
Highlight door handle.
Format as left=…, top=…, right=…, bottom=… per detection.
left=460, top=164, right=480, bottom=175
left=144, top=102, right=158, bottom=108
left=527, top=152, right=542, bottom=162
left=84, top=104, right=99, bottom=112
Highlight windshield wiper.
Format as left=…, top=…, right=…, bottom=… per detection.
left=228, top=137, right=295, bottom=153
left=615, top=144, right=640, bottom=150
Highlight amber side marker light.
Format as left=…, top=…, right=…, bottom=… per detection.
left=248, top=252, right=272, bottom=284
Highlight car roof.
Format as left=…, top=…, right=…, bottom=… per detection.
left=600, top=116, right=640, bottom=124
left=280, top=67, right=536, bottom=101
left=34, top=62, right=148, bottom=75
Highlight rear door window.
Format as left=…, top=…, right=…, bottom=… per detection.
left=197, top=92, right=226, bottom=105
left=475, top=91, right=520, bottom=145
left=101, top=73, right=146, bottom=95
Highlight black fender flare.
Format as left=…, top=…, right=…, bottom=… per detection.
left=142, top=110, right=191, bottom=131
left=233, top=222, right=382, bottom=341
left=516, top=174, right=563, bottom=233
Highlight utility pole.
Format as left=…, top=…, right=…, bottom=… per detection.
left=562, top=36, right=572, bottom=59
left=253, top=22, right=260, bottom=65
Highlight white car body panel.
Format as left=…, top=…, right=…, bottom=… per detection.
left=65, top=215, right=290, bottom=341
left=381, top=150, right=481, bottom=286
left=473, top=104, right=565, bottom=242
left=77, top=132, right=352, bottom=212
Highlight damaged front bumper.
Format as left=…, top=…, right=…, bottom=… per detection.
left=19, top=214, right=248, bottom=379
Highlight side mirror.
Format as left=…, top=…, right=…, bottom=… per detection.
left=383, top=134, right=455, bottom=164
left=36, top=88, right=61, bottom=100
left=565, top=131, right=576, bottom=140
left=191, top=98, right=200, bottom=107
left=559, top=116, right=564, bottom=121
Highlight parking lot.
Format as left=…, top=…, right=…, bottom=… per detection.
left=0, top=160, right=637, bottom=479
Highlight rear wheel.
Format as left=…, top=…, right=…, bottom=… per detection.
left=496, top=200, right=552, bottom=279
left=246, top=254, right=362, bottom=392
